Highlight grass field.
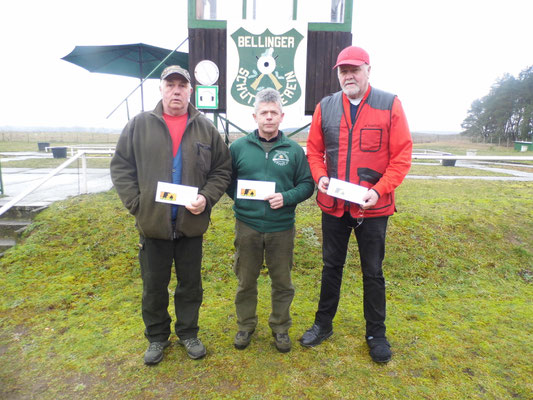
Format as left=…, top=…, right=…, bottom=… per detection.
left=412, top=138, right=523, bottom=156
left=0, top=131, right=119, bottom=145
left=0, top=174, right=531, bottom=399
left=0, top=136, right=531, bottom=398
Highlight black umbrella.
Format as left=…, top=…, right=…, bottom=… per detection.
left=62, top=42, right=189, bottom=111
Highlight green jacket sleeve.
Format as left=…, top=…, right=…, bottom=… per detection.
left=280, top=144, right=314, bottom=206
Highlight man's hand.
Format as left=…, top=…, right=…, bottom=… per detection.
left=317, top=176, right=330, bottom=194
left=186, top=194, right=207, bottom=215
left=361, top=189, right=379, bottom=209
left=264, top=193, right=284, bottom=209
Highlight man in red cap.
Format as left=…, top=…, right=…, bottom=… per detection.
left=300, top=46, right=412, bottom=363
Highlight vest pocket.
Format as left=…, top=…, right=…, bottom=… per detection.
left=316, top=190, right=337, bottom=211
left=364, top=192, right=393, bottom=214
left=360, top=128, right=382, bottom=152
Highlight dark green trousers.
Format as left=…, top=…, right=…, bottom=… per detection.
left=138, top=235, right=203, bottom=342
left=233, top=219, right=295, bottom=333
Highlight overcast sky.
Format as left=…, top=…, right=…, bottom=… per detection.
left=0, top=0, right=531, bottom=133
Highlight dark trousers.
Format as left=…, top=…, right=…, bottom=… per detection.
left=138, top=235, right=203, bottom=342
left=315, top=212, right=389, bottom=338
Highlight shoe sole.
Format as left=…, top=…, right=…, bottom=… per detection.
left=299, top=330, right=333, bottom=348
left=187, top=351, right=206, bottom=360
left=274, top=344, right=291, bottom=353
left=372, top=356, right=391, bottom=363
left=144, top=354, right=164, bottom=366
left=370, top=351, right=392, bottom=363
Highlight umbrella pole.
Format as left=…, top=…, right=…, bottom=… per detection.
left=139, top=46, right=145, bottom=111
left=140, top=78, right=144, bottom=111
left=106, top=37, right=189, bottom=120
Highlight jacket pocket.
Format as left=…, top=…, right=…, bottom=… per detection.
left=181, top=210, right=210, bottom=237
left=196, top=142, right=212, bottom=175
left=357, top=167, right=382, bottom=186
left=128, top=195, right=140, bottom=216
left=360, top=128, right=382, bottom=152
left=364, top=192, right=393, bottom=214
left=316, top=190, right=337, bottom=211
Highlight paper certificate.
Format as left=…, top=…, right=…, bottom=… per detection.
left=327, top=178, right=368, bottom=205
left=155, top=181, right=198, bottom=206
left=236, top=179, right=276, bottom=200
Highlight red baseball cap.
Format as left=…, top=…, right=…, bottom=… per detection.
left=333, top=46, right=370, bottom=69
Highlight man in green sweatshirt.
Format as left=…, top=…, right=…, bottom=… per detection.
left=226, top=88, right=314, bottom=353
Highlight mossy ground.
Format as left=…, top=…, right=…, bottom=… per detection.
left=1, top=176, right=531, bottom=399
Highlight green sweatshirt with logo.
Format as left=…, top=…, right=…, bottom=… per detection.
left=227, top=130, right=314, bottom=233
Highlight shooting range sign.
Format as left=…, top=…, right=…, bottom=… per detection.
left=227, top=20, right=307, bottom=125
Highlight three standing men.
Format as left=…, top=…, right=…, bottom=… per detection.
left=110, top=44, right=411, bottom=365
left=227, top=88, right=314, bottom=353
left=300, top=46, right=412, bottom=363
left=110, top=65, right=231, bottom=365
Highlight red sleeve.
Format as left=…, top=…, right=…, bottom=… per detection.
left=306, top=103, right=328, bottom=184
left=372, top=97, right=412, bottom=196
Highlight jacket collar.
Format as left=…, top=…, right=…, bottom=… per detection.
left=254, top=129, right=282, bottom=142
left=152, top=100, right=200, bottom=120
left=341, top=84, right=372, bottom=105
left=248, top=129, right=286, bottom=145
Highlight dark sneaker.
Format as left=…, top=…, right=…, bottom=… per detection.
left=234, top=330, right=254, bottom=350
left=366, top=336, right=392, bottom=363
left=179, top=337, right=207, bottom=359
left=144, top=340, right=170, bottom=365
left=273, top=332, right=291, bottom=353
left=299, top=324, right=333, bottom=347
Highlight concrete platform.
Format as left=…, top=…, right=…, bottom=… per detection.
left=0, top=167, right=113, bottom=207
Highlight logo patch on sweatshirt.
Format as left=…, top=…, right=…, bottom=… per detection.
left=272, top=150, right=289, bottom=166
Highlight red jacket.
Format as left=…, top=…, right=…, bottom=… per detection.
left=306, top=86, right=412, bottom=218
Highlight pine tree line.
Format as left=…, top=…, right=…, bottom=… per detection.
left=461, top=65, right=533, bottom=145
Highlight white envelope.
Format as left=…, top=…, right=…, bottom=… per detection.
left=327, top=178, right=368, bottom=205
left=155, top=181, right=198, bottom=206
left=236, top=179, right=276, bottom=200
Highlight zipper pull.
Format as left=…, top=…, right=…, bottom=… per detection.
left=265, top=152, right=268, bottom=159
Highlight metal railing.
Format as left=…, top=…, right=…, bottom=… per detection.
left=412, top=154, right=533, bottom=161
left=0, top=160, right=3, bottom=195
left=0, top=150, right=114, bottom=217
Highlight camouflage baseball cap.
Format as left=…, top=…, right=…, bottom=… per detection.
left=160, top=65, right=191, bottom=82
